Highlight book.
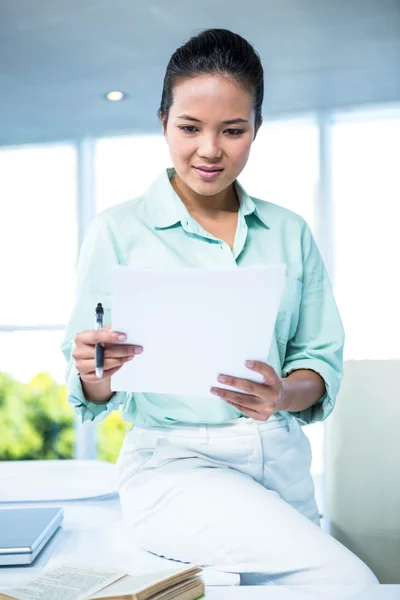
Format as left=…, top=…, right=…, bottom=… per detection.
left=0, top=563, right=204, bottom=600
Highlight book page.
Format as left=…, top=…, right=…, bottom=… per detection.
left=0, top=564, right=124, bottom=600
left=90, top=566, right=201, bottom=599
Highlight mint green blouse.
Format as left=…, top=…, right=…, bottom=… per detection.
left=61, top=168, right=344, bottom=427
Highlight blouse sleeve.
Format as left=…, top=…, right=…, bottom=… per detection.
left=281, top=223, right=345, bottom=425
left=61, top=214, right=133, bottom=423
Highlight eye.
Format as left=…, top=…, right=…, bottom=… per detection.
left=225, top=128, right=245, bottom=136
left=178, top=125, right=198, bottom=134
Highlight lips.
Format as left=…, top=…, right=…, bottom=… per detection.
left=193, top=166, right=223, bottom=172
left=192, top=166, right=224, bottom=180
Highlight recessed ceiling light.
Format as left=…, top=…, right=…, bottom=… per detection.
left=105, top=90, right=126, bottom=102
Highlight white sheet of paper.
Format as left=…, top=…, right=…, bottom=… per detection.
left=111, top=264, right=286, bottom=397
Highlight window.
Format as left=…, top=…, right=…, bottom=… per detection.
left=332, top=107, right=400, bottom=360
left=239, top=117, right=318, bottom=232
left=0, top=144, right=78, bottom=326
left=95, top=135, right=171, bottom=212
left=0, top=143, right=78, bottom=460
left=0, top=330, right=67, bottom=384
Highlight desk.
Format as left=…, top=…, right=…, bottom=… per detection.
left=0, top=463, right=399, bottom=600
left=0, top=494, right=240, bottom=589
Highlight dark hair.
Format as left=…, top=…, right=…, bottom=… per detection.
left=158, top=28, right=264, bottom=127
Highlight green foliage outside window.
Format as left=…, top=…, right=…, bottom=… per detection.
left=97, top=409, right=126, bottom=462
left=0, top=372, right=125, bottom=463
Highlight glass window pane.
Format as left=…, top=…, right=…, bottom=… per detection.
left=0, top=144, right=78, bottom=326
left=0, top=330, right=74, bottom=460
left=0, top=330, right=66, bottom=383
left=239, top=117, right=318, bottom=232
left=332, top=109, right=400, bottom=359
left=95, top=135, right=171, bottom=212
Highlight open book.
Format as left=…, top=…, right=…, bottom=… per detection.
left=0, top=563, right=204, bottom=600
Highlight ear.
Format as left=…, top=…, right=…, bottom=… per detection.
left=253, top=116, right=263, bottom=140
left=160, top=114, right=168, bottom=138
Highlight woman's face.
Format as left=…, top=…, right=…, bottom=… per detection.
left=163, top=75, right=259, bottom=197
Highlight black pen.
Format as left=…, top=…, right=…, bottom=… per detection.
left=95, top=303, right=104, bottom=378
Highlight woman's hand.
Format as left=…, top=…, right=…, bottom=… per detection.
left=210, top=360, right=285, bottom=421
left=72, top=325, right=143, bottom=384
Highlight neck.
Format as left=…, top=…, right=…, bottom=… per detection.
left=171, top=173, right=239, bottom=218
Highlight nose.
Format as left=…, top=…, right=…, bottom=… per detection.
left=197, top=133, right=222, bottom=161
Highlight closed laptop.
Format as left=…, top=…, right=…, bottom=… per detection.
left=0, top=507, right=64, bottom=566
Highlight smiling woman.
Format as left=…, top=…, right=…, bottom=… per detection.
left=158, top=30, right=262, bottom=224
left=62, top=28, right=377, bottom=586
left=155, top=49, right=264, bottom=251
left=163, top=75, right=255, bottom=224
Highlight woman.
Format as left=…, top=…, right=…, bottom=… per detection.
left=62, top=29, right=378, bottom=585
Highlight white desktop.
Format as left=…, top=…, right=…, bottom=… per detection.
left=0, top=460, right=398, bottom=600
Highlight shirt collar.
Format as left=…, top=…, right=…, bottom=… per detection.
left=146, top=167, right=269, bottom=229
left=234, top=178, right=269, bottom=229
left=146, top=168, right=189, bottom=229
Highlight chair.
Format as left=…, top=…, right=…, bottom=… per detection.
left=325, top=360, right=400, bottom=583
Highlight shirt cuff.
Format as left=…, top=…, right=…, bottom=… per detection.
left=280, top=359, right=338, bottom=425
left=66, top=363, right=124, bottom=424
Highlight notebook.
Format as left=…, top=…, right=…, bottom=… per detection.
left=0, top=563, right=204, bottom=600
left=0, top=507, right=64, bottom=566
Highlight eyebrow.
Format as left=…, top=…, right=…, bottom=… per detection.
left=177, top=115, right=249, bottom=125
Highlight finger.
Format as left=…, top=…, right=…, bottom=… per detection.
left=104, top=345, right=143, bottom=359
left=210, top=386, right=262, bottom=409
left=216, top=373, right=266, bottom=396
left=75, top=329, right=128, bottom=346
left=77, top=355, right=134, bottom=375
left=222, top=398, right=268, bottom=421
left=244, top=360, right=278, bottom=385
left=81, top=365, right=125, bottom=384
left=73, top=344, right=142, bottom=361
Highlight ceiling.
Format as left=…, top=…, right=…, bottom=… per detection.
left=1, top=0, right=400, bottom=146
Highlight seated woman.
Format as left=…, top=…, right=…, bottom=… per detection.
left=62, top=28, right=378, bottom=586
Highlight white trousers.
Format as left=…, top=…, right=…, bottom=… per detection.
left=116, top=415, right=378, bottom=586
